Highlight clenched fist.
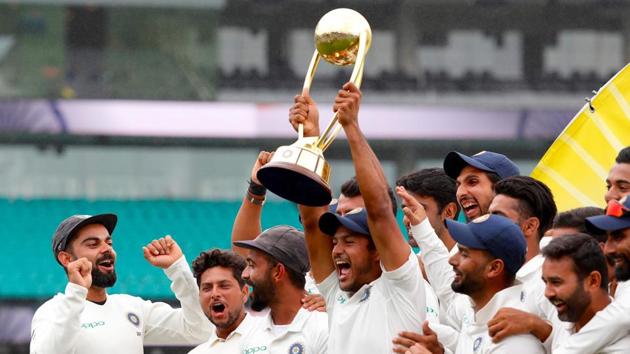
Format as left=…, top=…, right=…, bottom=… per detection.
left=289, top=89, right=320, bottom=137
left=143, top=235, right=183, bottom=269
left=67, top=257, right=93, bottom=289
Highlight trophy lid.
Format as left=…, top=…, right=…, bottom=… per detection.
left=314, top=8, right=372, bottom=66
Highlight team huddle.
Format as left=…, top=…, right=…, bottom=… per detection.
left=29, top=83, right=630, bottom=353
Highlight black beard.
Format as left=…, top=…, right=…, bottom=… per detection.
left=555, top=286, right=591, bottom=323
left=451, top=273, right=484, bottom=296
left=614, top=255, right=630, bottom=282
left=92, top=267, right=116, bottom=288
left=246, top=277, right=275, bottom=312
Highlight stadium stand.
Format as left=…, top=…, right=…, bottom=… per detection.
left=0, top=198, right=299, bottom=299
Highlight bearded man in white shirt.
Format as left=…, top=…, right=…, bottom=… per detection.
left=553, top=196, right=630, bottom=353
left=290, top=83, right=427, bottom=353
left=393, top=195, right=545, bottom=354
left=542, top=233, right=630, bottom=353
left=30, top=213, right=211, bottom=354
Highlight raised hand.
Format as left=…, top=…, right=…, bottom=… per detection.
left=66, top=257, right=93, bottom=289
left=251, top=151, right=273, bottom=185
left=289, top=89, right=320, bottom=137
left=143, top=235, right=183, bottom=269
left=333, top=82, right=362, bottom=127
left=396, top=186, right=428, bottom=226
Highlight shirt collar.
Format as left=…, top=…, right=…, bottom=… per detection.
left=516, top=254, right=544, bottom=281
left=208, top=313, right=253, bottom=345
left=262, top=307, right=309, bottom=332
left=473, top=283, right=524, bottom=324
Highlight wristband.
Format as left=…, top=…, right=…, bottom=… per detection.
left=246, top=192, right=265, bottom=206
left=248, top=179, right=267, bottom=197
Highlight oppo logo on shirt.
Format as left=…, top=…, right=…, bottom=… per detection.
left=242, top=345, right=267, bottom=354
left=81, top=321, right=105, bottom=329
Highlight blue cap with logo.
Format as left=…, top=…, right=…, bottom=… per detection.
left=446, top=214, right=526, bottom=275
left=586, top=197, right=630, bottom=233
left=443, top=151, right=520, bottom=180
left=319, top=208, right=371, bottom=237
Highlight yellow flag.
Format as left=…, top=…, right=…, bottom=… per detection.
left=531, top=63, right=630, bottom=212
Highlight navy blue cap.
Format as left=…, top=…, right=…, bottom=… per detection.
left=319, top=208, right=370, bottom=237
left=446, top=214, right=526, bottom=275
left=586, top=197, right=630, bottom=233
left=443, top=151, right=520, bottom=180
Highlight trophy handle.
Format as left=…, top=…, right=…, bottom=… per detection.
left=315, top=31, right=370, bottom=151
left=299, top=50, right=322, bottom=140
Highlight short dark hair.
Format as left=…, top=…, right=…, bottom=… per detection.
left=192, top=249, right=247, bottom=287
left=340, top=176, right=398, bottom=216
left=616, top=146, right=630, bottom=164
left=494, top=176, right=557, bottom=240
left=553, top=207, right=606, bottom=243
left=262, top=253, right=306, bottom=289
left=486, top=171, right=502, bottom=186
left=396, top=168, right=459, bottom=215
left=542, top=234, right=608, bottom=290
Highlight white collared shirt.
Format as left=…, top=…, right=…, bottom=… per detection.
left=188, top=314, right=255, bottom=354
left=554, top=281, right=630, bottom=354
left=410, top=220, right=545, bottom=354
left=454, top=284, right=545, bottom=354
left=318, top=249, right=426, bottom=354
left=240, top=307, right=328, bottom=354
left=30, top=256, right=212, bottom=354
left=551, top=305, right=630, bottom=354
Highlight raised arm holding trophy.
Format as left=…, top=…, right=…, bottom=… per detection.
left=256, top=8, right=372, bottom=206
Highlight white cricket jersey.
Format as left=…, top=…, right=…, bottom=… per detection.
left=551, top=308, right=630, bottom=354
left=423, top=277, right=440, bottom=324
left=188, top=313, right=256, bottom=354
left=318, top=249, right=426, bottom=354
left=411, top=220, right=468, bottom=331
left=453, top=284, right=545, bottom=354
left=30, top=256, right=212, bottom=354
left=304, top=272, right=320, bottom=295
left=410, top=220, right=544, bottom=354
left=554, top=281, right=630, bottom=354
left=240, top=307, right=328, bottom=354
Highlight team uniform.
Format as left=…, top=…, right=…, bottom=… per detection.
left=451, top=284, right=545, bottom=354
left=411, top=218, right=545, bottom=354
left=30, top=256, right=212, bottom=354
left=188, top=313, right=256, bottom=354
left=550, top=300, right=630, bottom=354
left=553, top=281, right=630, bottom=354
left=240, top=307, right=328, bottom=354
left=318, top=250, right=426, bottom=353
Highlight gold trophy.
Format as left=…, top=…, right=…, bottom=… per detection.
left=257, top=8, right=372, bottom=206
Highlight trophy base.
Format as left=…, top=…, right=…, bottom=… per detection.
left=257, top=161, right=332, bottom=207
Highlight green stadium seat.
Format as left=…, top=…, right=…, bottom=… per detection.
left=0, top=198, right=301, bottom=300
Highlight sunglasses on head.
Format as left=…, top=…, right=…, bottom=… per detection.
left=606, top=198, right=630, bottom=218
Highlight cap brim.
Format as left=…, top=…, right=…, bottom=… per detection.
left=319, top=212, right=370, bottom=237
left=233, top=239, right=268, bottom=253
left=443, top=151, right=494, bottom=179
left=72, top=213, right=117, bottom=239
left=586, top=215, right=630, bottom=233
left=446, top=219, right=486, bottom=250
